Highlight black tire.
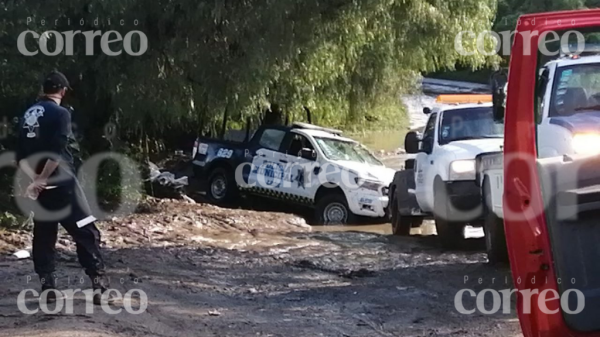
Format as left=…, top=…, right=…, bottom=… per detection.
left=390, top=182, right=424, bottom=236
left=315, top=193, right=356, bottom=225
left=483, top=179, right=509, bottom=265
left=207, top=167, right=238, bottom=205
left=434, top=179, right=465, bottom=250
left=391, top=196, right=411, bottom=236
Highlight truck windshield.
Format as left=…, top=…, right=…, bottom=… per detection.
left=550, top=63, right=600, bottom=117
left=315, top=138, right=383, bottom=166
left=439, top=107, right=503, bottom=145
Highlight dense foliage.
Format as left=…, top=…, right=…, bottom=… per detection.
left=428, top=0, right=600, bottom=82
left=0, top=0, right=499, bottom=153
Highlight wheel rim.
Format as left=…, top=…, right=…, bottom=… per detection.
left=323, top=202, right=347, bottom=224
left=211, top=176, right=227, bottom=200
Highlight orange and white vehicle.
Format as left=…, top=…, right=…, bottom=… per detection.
left=389, top=94, right=504, bottom=248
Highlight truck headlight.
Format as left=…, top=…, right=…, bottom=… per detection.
left=573, top=133, right=600, bottom=155
left=355, top=177, right=384, bottom=192
left=449, top=160, right=476, bottom=181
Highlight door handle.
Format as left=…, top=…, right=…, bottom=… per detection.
left=258, top=153, right=266, bottom=157
left=279, top=159, right=288, bottom=164
left=430, top=160, right=434, bottom=165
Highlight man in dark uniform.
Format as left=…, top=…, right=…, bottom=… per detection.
left=16, top=71, right=110, bottom=304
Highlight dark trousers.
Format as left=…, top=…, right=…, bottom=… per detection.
left=32, top=181, right=108, bottom=289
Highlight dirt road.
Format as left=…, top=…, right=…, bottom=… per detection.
left=0, top=198, right=522, bottom=337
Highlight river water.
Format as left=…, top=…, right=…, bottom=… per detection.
left=354, top=78, right=489, bottom=152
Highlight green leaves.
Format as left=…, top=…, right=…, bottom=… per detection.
left=0, top=0, right=499, bottom=142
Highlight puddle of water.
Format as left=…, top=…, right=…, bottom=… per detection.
left=313, top=222, right=484, bottom=239
left=313, top=222, right=437, bottom=236
left=315, top=224, right=393, bottom=235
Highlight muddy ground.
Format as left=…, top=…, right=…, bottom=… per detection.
left=0, top=196, right=523, bottom=337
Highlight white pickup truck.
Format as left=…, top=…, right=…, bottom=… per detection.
left=478, top=54, right=600, bottom=264
left=389, top=95, right=504, bottom=249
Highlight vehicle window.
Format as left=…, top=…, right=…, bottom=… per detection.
left=287, top=134, right=314, bottom=157
left=315, top=137, right=382, bottom=166
left=535, top=68, right=550, bottom=124
left=439, top=107, right=503, bottom=145
left=258, top=129, right=286, bottom=151
left=549, top=64, right=600, bottom=117
left=420, top=113, right=438, bottom=152
left=423, top=113, right=437, bottom=140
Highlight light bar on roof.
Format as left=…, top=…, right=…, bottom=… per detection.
left=436, top=94, right=493, bottom=105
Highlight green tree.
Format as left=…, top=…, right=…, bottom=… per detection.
left=0, top=0, right=499, bottom=149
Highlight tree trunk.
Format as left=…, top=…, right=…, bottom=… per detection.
left=220, top=105, right=229, bottom=140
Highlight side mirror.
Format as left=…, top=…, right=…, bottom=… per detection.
left=300, top=148, right=316, bottom=160
left=491, top=70, right=508, bottom=122
left=404, top=132, right=420, bottom=154
left=423, top=107, right=432, bottom=115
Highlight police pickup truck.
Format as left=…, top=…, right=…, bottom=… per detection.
left=191, top=122, right=396, bottom=224
left=388, top=95, right=504, bottom=249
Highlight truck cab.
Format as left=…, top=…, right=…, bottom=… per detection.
left=536, top=54, right=600, bottom=158
left=389, top=95, right=504, bottom=248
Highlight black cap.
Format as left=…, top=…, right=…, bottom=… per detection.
left=43, top=71, right=72, bottom=91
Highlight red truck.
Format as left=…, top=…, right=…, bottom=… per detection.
left=501, top=8, right=600, bottom=337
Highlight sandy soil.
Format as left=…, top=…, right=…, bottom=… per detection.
left=0, top=198, right=523, bottom=337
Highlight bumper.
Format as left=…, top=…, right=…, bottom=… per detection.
left=348, top=194, right=389, bottom=218
left=444, top=180, right=484, bottom=221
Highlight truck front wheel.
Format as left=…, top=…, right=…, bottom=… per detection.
left=315, top=193, right=356, bottom=225
left=207, top=167, right=238, bottom=205
left=434, top=179, right=464, bottom=250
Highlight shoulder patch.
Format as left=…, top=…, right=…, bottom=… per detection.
left=23, top=105, right=45, bottom=138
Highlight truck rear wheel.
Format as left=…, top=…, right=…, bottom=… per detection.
left=315, top=193, right=356, bottom=225
left=483, top=179, right=509, bottom=265
left=434, top=179, right=464, bottom=250
left=207, top=167, right=238, bottom=205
